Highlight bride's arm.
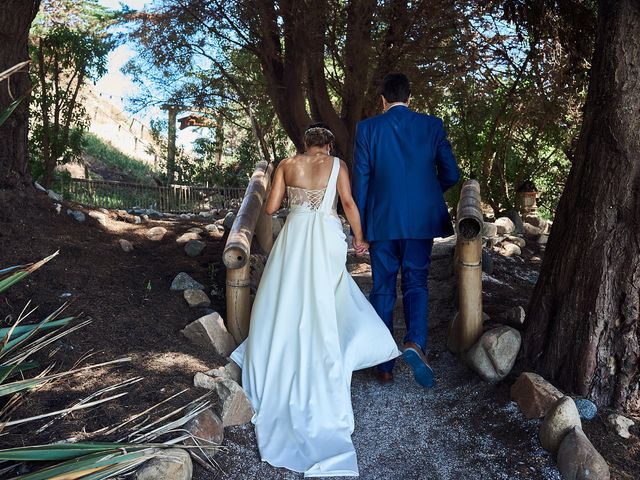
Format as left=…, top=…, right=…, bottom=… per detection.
left=264, top=163, right=286, bottom=215
left=336, top=160, right=368, bottom=254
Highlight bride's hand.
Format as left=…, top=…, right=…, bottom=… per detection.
left=353, top=238, right=369, bottom=256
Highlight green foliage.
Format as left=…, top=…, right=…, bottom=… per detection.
left=28, top=1, right=115, bottom=186
left=83, top=132, right=157, bottom=183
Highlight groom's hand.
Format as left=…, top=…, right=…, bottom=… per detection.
left=353, top=238, right=369, bottom=256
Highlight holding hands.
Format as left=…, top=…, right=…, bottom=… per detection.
left=353, top=237, right=369, bottom=256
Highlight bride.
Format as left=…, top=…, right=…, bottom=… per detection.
left=230, top=126, right=400, bottom=477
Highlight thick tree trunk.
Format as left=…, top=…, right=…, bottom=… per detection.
left=0, top=1, right=40, bottom=188
left=524, top=0, right=640, bottom=412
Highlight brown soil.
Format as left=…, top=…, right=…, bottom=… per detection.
left=0, top=188, right=637, bottom=480
left=0, top=188, right=228, bottom=448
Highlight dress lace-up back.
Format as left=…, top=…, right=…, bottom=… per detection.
left=287, top=186, right=327, bottom=211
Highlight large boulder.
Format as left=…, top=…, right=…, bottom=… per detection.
left=193, top=376, right=252, bottom=427
left=181, top=313, right=237, bottom=356
left=540, top=396, right=582, bottom=453
left=510, top=372, right=563, bottom=419
left=184, top=240, right=206, bottom=257
left=176, top=232, right=201, bottom=244
left=557, top=427, right=610, bottom=480
left=505, top=235, right=526, bottom=248
left=135, top=448, right=192, bottom=480
left=494, top=217, right=515, bottom=235
left=146, top=226, right=168, bottom=241
left=183, top=289, right=211, bottom=308
left=523, top=222, right=543, bottom=237
left=183, top=408, right=224, bottom=456
left=171, top=272, right=204, bottom=291
left=482, top=222, right=498, bottom=238
left=504, top=209, right=524, bottom=235
left=499, top=242, right=521, bottom=257
left=466, top=326, right=521, bottom=382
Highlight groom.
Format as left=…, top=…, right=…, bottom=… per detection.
left=352, top=73, right=460, bottom=388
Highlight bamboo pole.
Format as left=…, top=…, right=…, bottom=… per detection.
left=223, top=161, right=274, bottom=269
left=448, top=180, right=484, bottom=353
left=223, top=160, right=274, bottom=343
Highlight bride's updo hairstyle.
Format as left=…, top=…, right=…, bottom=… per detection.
left=304, top=124, right=334, bottom=149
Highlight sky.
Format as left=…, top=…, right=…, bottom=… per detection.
left=94, top=0, right=200, bottom=148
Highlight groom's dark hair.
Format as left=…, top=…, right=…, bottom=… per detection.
left=382, top=73, right=410, bottom=103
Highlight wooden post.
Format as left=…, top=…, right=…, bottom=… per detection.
left=448, top=180, right=484, bottom=353
left=223, top=160, right=274, bottom=342
left=165, top=106, right=178, bottom=185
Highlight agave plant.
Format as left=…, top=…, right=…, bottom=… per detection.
left=0, top=254, right=223, bottom=478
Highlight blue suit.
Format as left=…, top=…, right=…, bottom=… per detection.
left=352, top=105, right=460, bottom=372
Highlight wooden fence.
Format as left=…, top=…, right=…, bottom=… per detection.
left=53, top=178, right=246, bottom=213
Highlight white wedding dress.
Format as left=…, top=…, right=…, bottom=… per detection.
left=230, top=157, right=400, bottom=477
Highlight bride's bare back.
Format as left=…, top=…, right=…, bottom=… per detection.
left=280, top=153, right=335, bottom=190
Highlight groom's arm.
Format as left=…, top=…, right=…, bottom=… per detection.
left=352, top=121, right=370, bottom=235
left=434, top=119, right=460, bottom=193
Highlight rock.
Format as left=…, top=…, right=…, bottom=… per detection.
left=66, top=209, right=86, bottom=222
left=504, top=209, right=524, bottom=234
left=537, top=234, right=549, bottom=245
left=148, top=209, right=163, bottom=219
left=511, top=372, right=564, bottom=419
left=607, top=413, right=634, bottom=439
left=205, top=360, right=242, bottom=384
left=141, top=214, right=149, bottom=222
left=88, top=210, right=108, bottom=226
left=557, top=427, right=610, bottom=480
left=187, top=227, right=204, bottom=234
left=179, top=213, right=191, bottom=219
left=575, top=399, right=597, bottom=420
left=481, top=249, right=494, bottom=275
left=98, top=208, right=109, bottom=214
left=184, top=240, right=206, bottom=257
left=194, top=376, right=252, bottom=427
left=146, top=226, right=167, bottom=241
left=47, top=189, right=63, bottom=202
left=500, top=242, right=521, bottom=257
left=505, top=235, right=526, bottom=248
left=171, top=272, right=205, bottom=291
left=205, top=224, right=225, bottom=240
left=34, top=181, right=47, bottom=192
left=482, top=222, right=498, bottom=238
left=525, top=214, right=549, bottom=231
left=183, top=408, right=224, bottom=454
left=502, top=306, right=526, bottom=327
left=132, top=215, right=142, bottom=224
left=135, top=448, right=192, bottom=480
left=181, top=312, right=237, bottom=356
left=540, top=396, right=582, bottom=453
left=466, top=326, right=521, bottom=382
left=183, top=289, right=211, bottom=308
left=495, top=217, right=515, bottom=235
left=176, top=232, right=201, bottom=244
left=223, top=211, right=237, bottom=230
left=523, top=222, right=543, bottom=237
left=54, top=203, right=62, bottom=214
left=119, top=239, right=134, bottom=253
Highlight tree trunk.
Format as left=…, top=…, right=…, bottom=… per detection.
left=0, top=1, right=40, bottom=188
left=524, top=0, right=640, bottom=412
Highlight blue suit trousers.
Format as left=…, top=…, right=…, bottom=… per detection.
left=369, top=239, right=433, bottom=373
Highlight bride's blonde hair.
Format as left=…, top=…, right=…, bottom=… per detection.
left=304, top=126, right=334, bottom=148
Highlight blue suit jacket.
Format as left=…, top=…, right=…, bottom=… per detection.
left=352, top=106, right=460, bottom=241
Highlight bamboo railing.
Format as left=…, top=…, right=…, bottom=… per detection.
left=223, top=161, right=274, bottom=343
left=448, top=179, right=484, bottom=353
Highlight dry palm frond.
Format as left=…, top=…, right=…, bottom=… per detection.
left=0, top=251, right=59, bottom=294
left=0, top=61, right=30, bottom=84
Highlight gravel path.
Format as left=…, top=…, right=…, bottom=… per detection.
left=200, top=239, right=561, bottom=480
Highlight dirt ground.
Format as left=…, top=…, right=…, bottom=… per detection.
left=0, top=187, right=638, bottom=479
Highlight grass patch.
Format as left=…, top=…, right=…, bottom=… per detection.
left=83, top=132, right=157, bottom=183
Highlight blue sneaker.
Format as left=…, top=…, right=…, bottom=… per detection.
left=402, top=342, right=435, bottom=388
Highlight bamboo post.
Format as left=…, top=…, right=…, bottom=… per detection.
left=448, top=179, right=484, bottom=353
left=224, top=160, right=274, bottom=343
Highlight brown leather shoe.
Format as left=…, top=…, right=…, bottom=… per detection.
left=374, top=370, right=394, bottom=383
